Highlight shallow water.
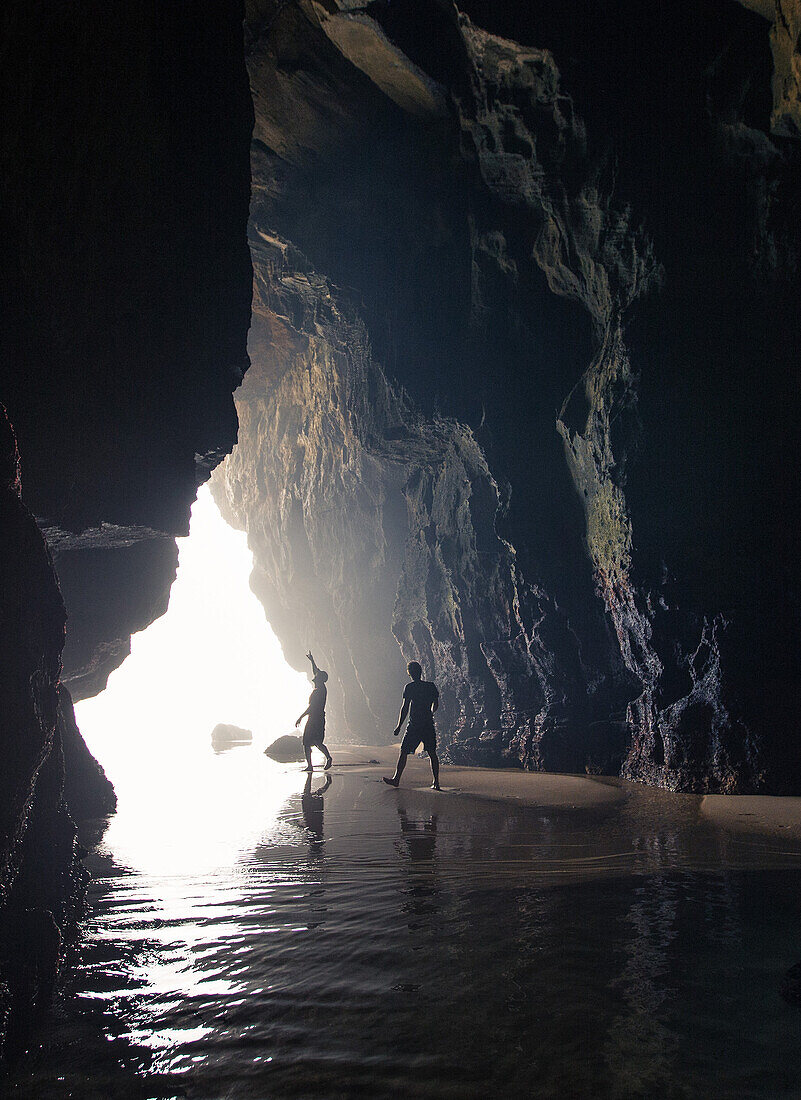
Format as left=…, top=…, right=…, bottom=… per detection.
left=64, top=748, right=801, bottom=1097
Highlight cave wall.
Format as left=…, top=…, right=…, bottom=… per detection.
left=0, top=0, right=798, bottom=1059
left=213, top=0, right=800, bottom=791
left=213, top=233, right=628, bottom=769
left=1, top=0, right=254, bottom=694
left=0, top=0, right=253, bottom=1057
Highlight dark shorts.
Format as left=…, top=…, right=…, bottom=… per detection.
left=401, top=723, right=436, bottom=755
left=303, top=717, right=325, bottom=748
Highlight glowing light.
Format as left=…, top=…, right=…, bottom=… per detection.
left=75, top=485, right=312, bottom=875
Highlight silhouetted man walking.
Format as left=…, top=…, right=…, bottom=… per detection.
left=295, top=651, right=332, bottom=772
left=383, top=661, right=441, bottom=791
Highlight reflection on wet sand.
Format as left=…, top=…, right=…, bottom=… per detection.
left=18, top=748, right=801, bottom=1099
left=300, top=772, right=331, bottom=854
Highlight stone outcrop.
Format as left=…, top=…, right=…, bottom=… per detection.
left=771, top=0, right=801, bottom=137
left=742, top=0, right=801, bottom=137
left=212, top=723, right=253, bottom=750
left=0, top=408, right=79, bottom=1058
left=54, top=537, right=179, bottom=702
left=59, top=687, right=116, bottom=820
left=264, top=735, right=306, bottom=763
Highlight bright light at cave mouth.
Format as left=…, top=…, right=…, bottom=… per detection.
left=75, top=485, right=310, bottom=876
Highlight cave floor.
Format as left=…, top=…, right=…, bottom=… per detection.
left=9, top=745, right=801, bottom=1098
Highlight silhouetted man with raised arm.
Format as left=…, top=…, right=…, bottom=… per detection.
left=295, top=650, right=332, bottom=772
left=383, top=661, right=441, bottom=791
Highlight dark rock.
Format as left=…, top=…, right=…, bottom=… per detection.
left=55, top=539, right=178, bottom=702
left=264, top=735, right=306, bottom=763
left=59, top=686, right=116, bottom=820
left=0, top=407, right=67, bottom=900
left=781, top=962, right=801, bottom=1006
left=1, top=0, right=254, bottom=702
left=212, top=723, right=253, bottom=748
left=0, top=426, right=85, bottom=1054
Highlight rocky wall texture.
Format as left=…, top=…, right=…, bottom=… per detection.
left=215, top=0, right=800, bottom=792
left=0, top=409, right=105, bottom=1059
left=213, top=234, right=629, bottom=769
left=770, top=0, right=801, bottom=137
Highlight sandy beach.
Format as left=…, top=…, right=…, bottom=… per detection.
left=332, top=743, right=801, bottom=839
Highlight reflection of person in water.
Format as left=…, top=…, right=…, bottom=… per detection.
left=398, top=808, right=438, bottom=863
left=301, top=772, right=331, bottom=853
left=295, top=650, right=332, bottom=772
left=383, top=661, right=441, bottom=790
left=397, top=808, right=439, bottom=928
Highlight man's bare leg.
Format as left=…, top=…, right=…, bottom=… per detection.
left=430, top=750, right=441, bottom=791
left=322, top=744, right=333, bottom=770
left=303, top=745, right=313, bottom=772
left=383, top=750, right=408, bottom=787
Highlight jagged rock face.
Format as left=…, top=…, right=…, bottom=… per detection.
left=54, top=538, right=178, bottom=702
left=0, top=408, right=74, bottom=1057
left=215, top=0, right=800, bottom=792
left=214, top=235, right=628, bottom=765
left=771, top=0, right=801, bottom=137
left=59, top=687, right=116, bottom=820
left=0, top=408, right=65, bottom=910
left=741, top=0, right=801, bottom=137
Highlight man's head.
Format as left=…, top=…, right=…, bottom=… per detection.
left=407, top=661, right=423, bottom=681
left=314, top=670, right=328, bottom=684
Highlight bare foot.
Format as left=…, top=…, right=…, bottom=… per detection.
left=431, top=783, right=441, bottom=791
left=324, top=758, right=333, bottom=770
left=303, top=766, right=314, bottom=773
left=382, top=777, right=400, bottom=788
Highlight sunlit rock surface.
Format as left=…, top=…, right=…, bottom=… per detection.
left=212, top=0, right=800, bottom=791
left=771, top=0, right=801, bottom=137
left=213, top=233, right=627, bottom=767
left=744, top=0, right=801, bottom=137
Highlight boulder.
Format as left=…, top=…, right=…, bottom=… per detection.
left=264, top=735, right=306, bottom=763
left=211, top=724, right=253, bottom=750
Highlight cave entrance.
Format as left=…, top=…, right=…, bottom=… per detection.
left=74, top=485, right=310, bottom=874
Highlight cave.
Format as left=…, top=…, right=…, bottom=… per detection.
left=2, top=0, right=801, bottom=1093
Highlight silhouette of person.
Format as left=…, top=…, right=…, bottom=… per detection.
left=301, top=771, right=331, bottom=853
left=383, top=661, right=441, bottom=790
left=295, top=650, right=332, bottom=772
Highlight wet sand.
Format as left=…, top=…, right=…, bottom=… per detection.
left=8, top=742, right=801, bottom=1098
left=331, top=743, right=625, bottom=807
left=701, top=794, right=801, bottom=839
left=335, top=743, right=801, bottom=839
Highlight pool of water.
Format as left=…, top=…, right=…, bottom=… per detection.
left=57, top=748, right=801, bottom=1097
